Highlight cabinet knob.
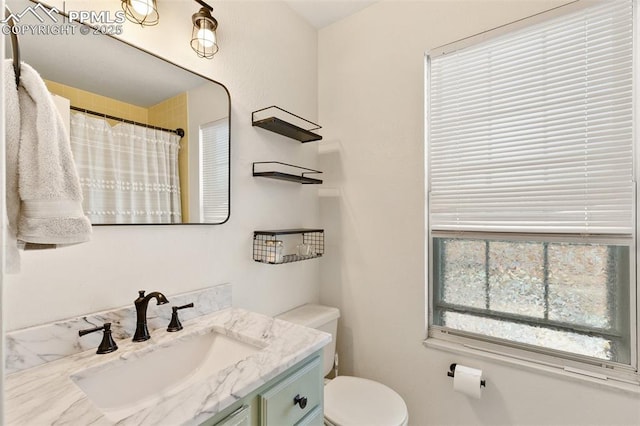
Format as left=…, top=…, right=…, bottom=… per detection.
left=293, top=394, right=307, bottom=409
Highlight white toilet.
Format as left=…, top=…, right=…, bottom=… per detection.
left=277, top=304, right=409, bottom=426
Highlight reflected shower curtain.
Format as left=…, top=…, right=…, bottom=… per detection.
left=69, top=113, right=182, bottom=224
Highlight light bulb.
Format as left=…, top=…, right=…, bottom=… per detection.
left=131, top=0, right=153, bottom=16
left=197, top=27, right=216, bottom=48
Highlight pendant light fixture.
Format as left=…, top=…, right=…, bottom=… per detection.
left=121, top=0, right=159, bottom=26
left=191, top=0, right=219, bottom=59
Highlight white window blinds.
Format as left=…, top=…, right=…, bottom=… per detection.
left=200, top=119, right=229, bottom=223
left=427, top=1, right=634, bottom=235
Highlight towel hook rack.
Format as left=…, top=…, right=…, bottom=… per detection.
left=4, top=6, right=21, bottom=86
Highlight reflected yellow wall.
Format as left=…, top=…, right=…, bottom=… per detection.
left=148, top=94, right=190, bottom=222
left=44, top=80, right=149, bottom=125
left=44, top=80, right=190, bottom=222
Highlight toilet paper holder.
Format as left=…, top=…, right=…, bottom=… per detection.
left=447, top=363, right=486, bottom=388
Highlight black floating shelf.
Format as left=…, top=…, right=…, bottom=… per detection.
left=252, top=106, right=322, bottom=143
left=253, top=162, right=323, bottom=185
left=253, top=172, right=322, bottom=184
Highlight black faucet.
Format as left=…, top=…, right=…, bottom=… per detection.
left=133, top=290, right=169, bottom=342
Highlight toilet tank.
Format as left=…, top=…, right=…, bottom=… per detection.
left=276, top=304, right=340, bottom=377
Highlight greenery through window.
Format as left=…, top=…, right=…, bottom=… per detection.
left=432, top=238, right=630, bottom=363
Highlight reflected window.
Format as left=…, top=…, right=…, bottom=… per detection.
left=199, top=119, right=229, bottom=223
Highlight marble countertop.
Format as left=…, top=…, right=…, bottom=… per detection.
left=5, top=308, right=330, bottom=425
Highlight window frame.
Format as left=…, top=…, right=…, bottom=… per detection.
left=424, top=0, right=640, bottom=388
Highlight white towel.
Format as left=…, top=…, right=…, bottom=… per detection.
left=4, top=60, right=91, bottom=255
left=5, top=61, right=21, bottom=272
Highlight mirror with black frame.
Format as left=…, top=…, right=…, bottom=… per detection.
left=4, top=0, right=230, bottom=225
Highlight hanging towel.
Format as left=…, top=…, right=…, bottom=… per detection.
left=5, top=61, right=21, bottom=272
left=4, top=60, right=91, bottom=250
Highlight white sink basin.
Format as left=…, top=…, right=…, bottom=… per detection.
left=71, top=331, right=261, bottom=421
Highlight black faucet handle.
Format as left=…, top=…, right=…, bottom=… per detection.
left=167, top=303, right=195, bottom=332
left=78, top=322, right=118, bottom=354
left=176, top=303, right=195, bottom=310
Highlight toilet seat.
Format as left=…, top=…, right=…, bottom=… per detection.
left=324, top=376, right=408, bottom=426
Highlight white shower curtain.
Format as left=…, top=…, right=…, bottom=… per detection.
left=69, top=112, right=182, bottom=224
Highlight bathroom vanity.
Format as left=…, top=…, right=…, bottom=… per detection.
left=205, top=354, right=324, bottom=426
left=4, top=306, right=329, bottom=425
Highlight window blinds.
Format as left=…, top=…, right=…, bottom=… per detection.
left=200, top=119, right=229, bottom=222
left=427, top=1, right=634, bottom=235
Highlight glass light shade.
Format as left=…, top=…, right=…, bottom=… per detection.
left=132, top=0, right=153, bottom=15
left=197, top=27, right=216, bottom=48
left=122, top=0, right=159, bottom=26
left=191, top=7, right=219, bottom=59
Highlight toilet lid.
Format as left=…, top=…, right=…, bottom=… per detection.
left=324, top=376, right=408, bottom=426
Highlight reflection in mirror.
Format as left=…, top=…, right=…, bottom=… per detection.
left=5, top=0, right=230, bottom=224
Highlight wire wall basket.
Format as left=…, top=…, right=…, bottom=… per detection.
left=253, top=229, right=324, bottom=264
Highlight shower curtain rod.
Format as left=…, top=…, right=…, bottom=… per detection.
left=70, top=106, right=185, bottom=138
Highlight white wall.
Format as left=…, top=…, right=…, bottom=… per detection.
left=3, top=0, right=322, bottom=331
left=318, top=1, right=640, bottom=425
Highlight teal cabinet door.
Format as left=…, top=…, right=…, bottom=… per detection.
left=260, top=357, right=322, bottom=426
